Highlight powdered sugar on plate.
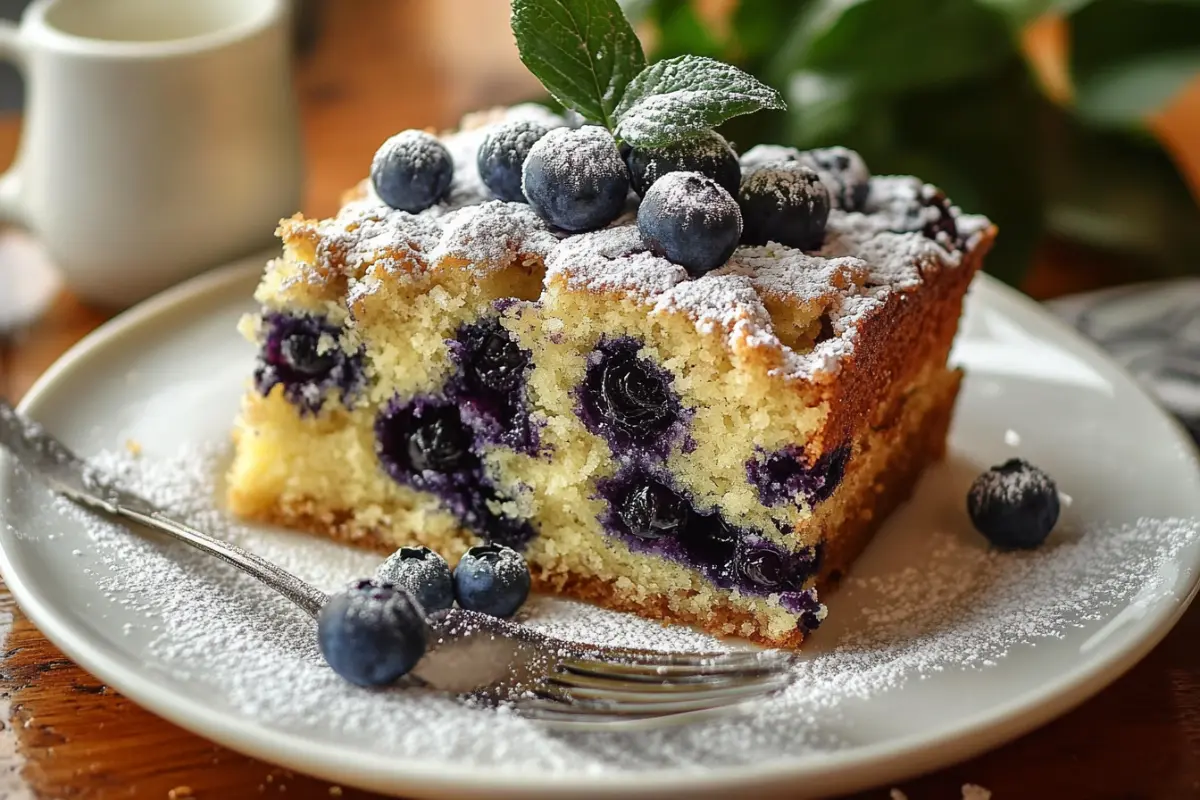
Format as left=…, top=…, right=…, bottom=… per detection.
left=37, top=443, right=1200, bottom=775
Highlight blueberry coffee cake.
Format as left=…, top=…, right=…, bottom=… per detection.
left=227, top=0, right=995, bottom=647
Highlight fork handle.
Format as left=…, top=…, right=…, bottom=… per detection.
left=61, top=483, right=330, bottom=619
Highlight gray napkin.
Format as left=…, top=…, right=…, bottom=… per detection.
left=1050, top=280, right=1200, bottom=443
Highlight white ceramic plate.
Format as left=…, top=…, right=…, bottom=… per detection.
left=2, top=258, right=1200, bottom=799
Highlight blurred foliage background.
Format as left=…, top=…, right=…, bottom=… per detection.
left=621, top=0, right=1200, bottom=285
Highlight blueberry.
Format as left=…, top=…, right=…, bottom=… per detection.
left=453, top=543, right=532, bottom=617
left=370, top=130, right=454, bottom=213
left=468, top=327, right=528, bottom=393
left=406, top=407, right=471, bottom=473
left=476, top=120, right=551, bottom=203
left=280, top=332, right=336, bottom=378
left=738, top=144, right=802, bottom=171
left=738, top=547, right=789, bottom=590
left=255, top=313, right=365, bottom=414
left=680, top=514, right=738, bottom=567
left=618, top=481, right=689, bottom=541
left=522, top=127, right=629, bottom=232
left=625, top=130, right=741, bottom=198
left=638, top=172, right=742, bottom=276
left=802, top=147, right=870, bottom=212
left=376, top=546, right=454, bottom=613
left=919, top=186, right=959, bottom=247
left=317, top=579, right=428, bottom=687
left=967, top=459, right=1060, bottom=550
left=598, top=346, right=674, bottom=438
left=739, top=162, right=831, bottom=250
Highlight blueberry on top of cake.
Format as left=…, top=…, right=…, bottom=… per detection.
left=228, top=0, right=996, bottom=647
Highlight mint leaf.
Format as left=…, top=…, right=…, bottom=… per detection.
left=511, top=0, right=646, bottom=130
left=614, top=56, right=785, bottom=148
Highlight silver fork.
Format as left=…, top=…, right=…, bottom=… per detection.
left=0, top=400, right=795, bottom=730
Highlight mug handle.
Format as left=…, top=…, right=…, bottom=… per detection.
left=0, top=19, right=26, bottom=227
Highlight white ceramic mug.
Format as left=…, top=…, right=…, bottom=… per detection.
left=0, top=0, right=302, bottom=307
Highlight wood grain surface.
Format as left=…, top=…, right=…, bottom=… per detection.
left=2, top=2, right=1200, bottom=797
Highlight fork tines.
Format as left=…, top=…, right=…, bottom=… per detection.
left=514, top=648, right=795, bottom=730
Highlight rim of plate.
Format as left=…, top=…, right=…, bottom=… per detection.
left=2, top=260, right=1199, bottom=798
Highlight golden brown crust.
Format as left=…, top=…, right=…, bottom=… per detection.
left=818, top=370, right=961, bottom=585
left=811, top=227, right=993, bottom=458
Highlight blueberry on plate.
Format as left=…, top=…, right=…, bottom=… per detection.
left=639, top=171, right=742, bottom=276
left=317, top=579, right=428, bottom=687
left=618, top=480, right=690, bottom=541
left=376, top=546, right=454, bottom=613
left=801, top=146, right=870, bottom=212
left=370, top=130, right=454, bottom=213
left=739, top=161, right=831, bottom=250
left=476, top=120, right=551, bottom=203
left=967, top=458, right=1060, bottom=550
left=625, top=130, right=741, bottom=198
left=453, top=543, right=532, bottom=617
left=522, top=127, right=629, bottom=232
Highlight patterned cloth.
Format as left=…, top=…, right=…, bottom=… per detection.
left=1051, top=280, right=1200, bottom=443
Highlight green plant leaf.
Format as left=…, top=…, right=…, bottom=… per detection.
left=614, top=55, right=785, bottom=146
left=511, top=0, right=647, bottom=129
left=1069, top=0, right=1200, bottom=127
left=731, top=0, right=810, bottom=65
left=769, top=0, right=1013, bottom=94
left=644, top=0, right=724, bottom=60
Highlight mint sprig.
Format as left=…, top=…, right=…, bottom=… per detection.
left=511, top=0, right=785, bottom=148
left=614, top=56, right=785, bottom=147
left=510, top=0, right=646, bottom=130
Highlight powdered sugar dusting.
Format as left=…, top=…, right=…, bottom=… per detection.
left=547, top=226, right=687, bottom=299
left=41, top=444, right=1199, bottom=775
left=285, top=108, right=995, bottom=385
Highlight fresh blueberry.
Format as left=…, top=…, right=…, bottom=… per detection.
left=738, top=144, right=802, bottom=171
left=679, top=514, right=738, bottom=567
left=625, top=130, right=741, bottom=198
left=967, top=458, right=1060, bottom=550
left=476, top=120, right=551, bottom=203
left=596, top=345, right=675, bottom=440
left=406, top=406, right=471, bottom=473
left=522, top=127, right=629, bottom=232
left=453, top=543, right=532, bottom=617
left=370, top=130, right=454, bottom=213
left=739, top=162, right=831, bottom=250
left=317, top=579, right=428, bottom=687
left=376, top=546, right=454, bottom=613
left=919, top=185, right=959, bottom=247
left=618, top=480, right=690, bottom=541
left=737, top=547, right=789, bottom=590
left=802, top=146, right=870, bottom=212
left=638, top=172, right=742, bottom=276
left=468, top=326, right=528, bottom=394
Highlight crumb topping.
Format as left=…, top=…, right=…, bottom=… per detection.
left=278, top=107, right=994, bottom=384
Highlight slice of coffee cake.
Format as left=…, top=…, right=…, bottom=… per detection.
left=227, top=105, right=994, bottom=646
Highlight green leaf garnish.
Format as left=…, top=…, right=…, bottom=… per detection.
left=510, top=0, right=646, bottom=130
left=613, top=56, right=786, bottom=148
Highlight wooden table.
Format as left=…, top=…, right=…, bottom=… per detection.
left=3, top=2, right=1200, bottom=797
